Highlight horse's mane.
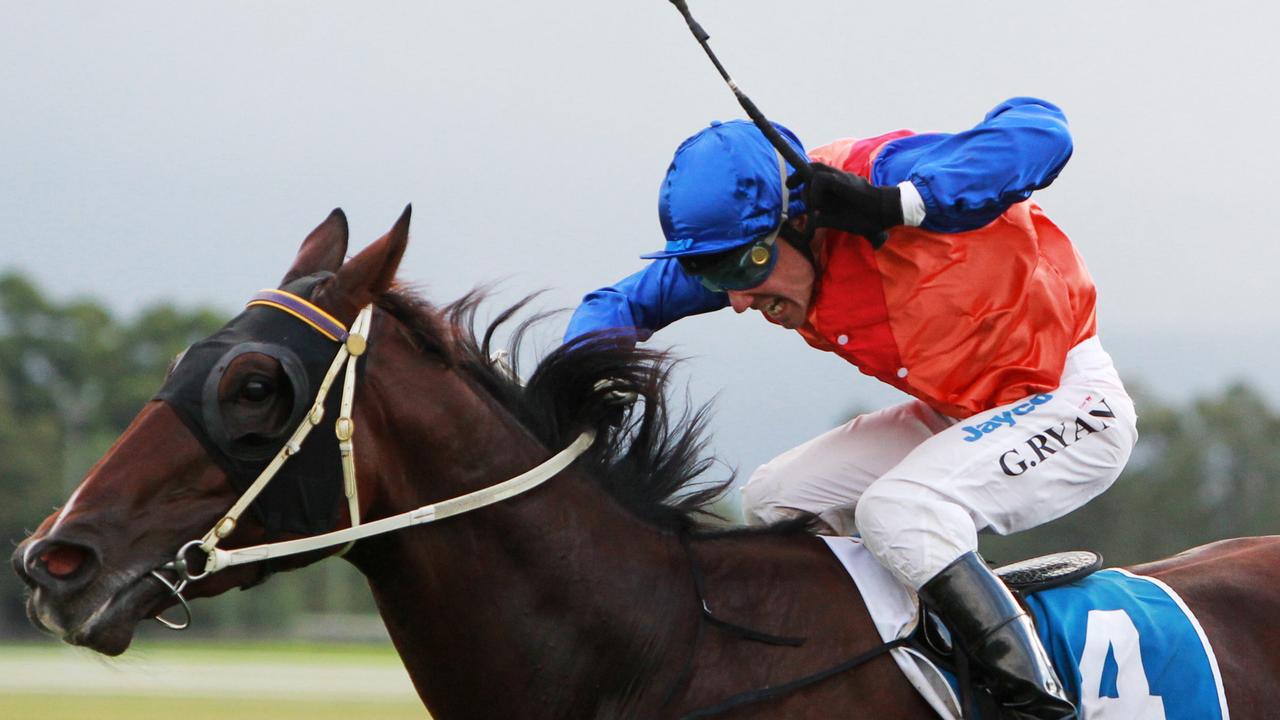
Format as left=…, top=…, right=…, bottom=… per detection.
left=377, top=287, right=735, bottom=532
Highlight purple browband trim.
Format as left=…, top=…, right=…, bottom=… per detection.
left=246, top=289, right=349, bottom=342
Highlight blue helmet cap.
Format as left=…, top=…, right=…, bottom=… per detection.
left=643, top=120, right=808, bottom=260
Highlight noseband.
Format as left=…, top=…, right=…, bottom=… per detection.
left=150, top=289, right=594, bottom=630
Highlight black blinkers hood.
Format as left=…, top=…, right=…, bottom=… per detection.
left=153, top=273, right=357, bottom=537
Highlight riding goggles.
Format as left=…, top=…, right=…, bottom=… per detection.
left=678, top=236, right=779, bottom=293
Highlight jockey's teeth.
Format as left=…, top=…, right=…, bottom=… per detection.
left=765, top=299, right=783, bottom=317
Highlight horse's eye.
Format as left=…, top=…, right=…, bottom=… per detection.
left=240, top=377, right=275, bottom=402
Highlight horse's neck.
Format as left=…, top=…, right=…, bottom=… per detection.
left=351, top=372, right=691, bottom=719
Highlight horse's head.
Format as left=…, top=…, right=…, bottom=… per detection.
left=11, top=207, right=410, bottom=655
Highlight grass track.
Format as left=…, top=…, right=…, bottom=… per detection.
left=0, top=641, right=430, bottom=719
left=0, top=693, right=428, bottom=720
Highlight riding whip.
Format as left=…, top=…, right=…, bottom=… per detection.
left=665, top=0, right=892, bottom=250
left=665, top=0, right=813, bottom=182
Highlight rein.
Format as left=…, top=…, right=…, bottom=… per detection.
left=677, top=637, right=913, bottom=719
left=661, top=531, right=915, bottom=719
left=150, top=290, right=594, bottom=630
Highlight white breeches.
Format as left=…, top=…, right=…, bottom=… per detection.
left=741, top=337, right=1138, bottom=589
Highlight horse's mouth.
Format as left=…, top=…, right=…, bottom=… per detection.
left=28, top=569, right=176, bottom=656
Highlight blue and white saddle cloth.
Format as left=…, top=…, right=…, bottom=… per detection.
left=821, top=537, right=1230, bottom=720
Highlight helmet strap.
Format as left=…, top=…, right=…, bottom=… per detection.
left=771, top=148, right=820, bottom=274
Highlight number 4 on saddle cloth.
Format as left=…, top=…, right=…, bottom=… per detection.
left=821, top=538, right=1230, bottom=720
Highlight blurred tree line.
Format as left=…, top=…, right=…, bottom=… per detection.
left=2, top=269, right=1279, bottom=641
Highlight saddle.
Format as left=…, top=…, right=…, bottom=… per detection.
left=993, top=550, right=1103, bottom=594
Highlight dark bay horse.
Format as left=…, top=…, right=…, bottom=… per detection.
left=12, top=208, right=1280, bottom=719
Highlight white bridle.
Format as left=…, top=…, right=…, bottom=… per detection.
left=151, top=294, right=594, bottom=629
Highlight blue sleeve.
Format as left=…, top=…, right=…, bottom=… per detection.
left=563, top=259, right=729, bottom=344
left=872, top=97, right=1074, bottom=233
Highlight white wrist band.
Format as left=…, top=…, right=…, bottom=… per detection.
left=898, top=181, right=926, bottom=227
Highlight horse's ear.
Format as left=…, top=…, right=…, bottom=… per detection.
left=333, top=204, right=410, bottom=307
left=281, top=208, right=349, bottom=286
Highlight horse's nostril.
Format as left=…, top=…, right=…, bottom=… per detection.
left=41, top=545, right=88, bottom=578
left=14, top=537, right=103, bottom=604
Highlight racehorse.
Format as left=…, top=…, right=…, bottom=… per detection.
left=12, top=208, right=1280, bottom=719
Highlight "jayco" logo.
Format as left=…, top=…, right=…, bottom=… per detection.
left=961, top=394, right=1054, bottom=442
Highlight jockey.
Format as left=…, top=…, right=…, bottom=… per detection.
left=563, top=98, right=1137, bottom=720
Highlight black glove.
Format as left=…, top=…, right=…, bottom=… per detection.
left=788, top=163, right=903, bottom=249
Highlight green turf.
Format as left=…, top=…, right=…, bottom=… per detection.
left=0, top=693, right=428, bottom=720
left=104, top=638, right=408, bottom=663
left=0, top=642, right=431, bottom=719
left=0, top=638, right=407, bottom=664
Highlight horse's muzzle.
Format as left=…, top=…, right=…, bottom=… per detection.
left=12, top=533, right=168, bottom=655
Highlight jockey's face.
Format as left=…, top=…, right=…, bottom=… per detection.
left=725, top=238, right=815, bottom=329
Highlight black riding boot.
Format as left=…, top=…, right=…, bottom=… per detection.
left=918, top=552, right=1077, bottom=720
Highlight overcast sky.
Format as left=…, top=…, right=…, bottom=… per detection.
left=3, top=1, right=1277, bottom=477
